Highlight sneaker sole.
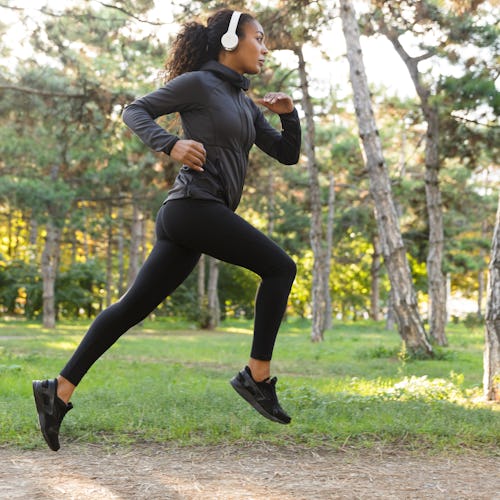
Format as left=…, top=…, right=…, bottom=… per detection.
left=230, top=378, right=290, bottom=424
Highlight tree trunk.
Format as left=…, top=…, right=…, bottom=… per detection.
left=370, top=234, right=382, bottom=321
left=267, top=167, right=276, bottom=236
left=6, top=209, right=13, bottom=257
left=478, top=220, right=488, bottom=319
left=296, top=45, right=328, bottom=342
left=207, top=256, right=220, bottom=329
left=140, top=213, right=147, bottom=264
left=446, top=273, right=451, bottom=323
left=128, top=201, right=143, bottom=287
left=41, top=163, right=65, bottom=329
left=483, top=194, right=500, bottom=401
left=478, top=266, right=485, bottom=319
left=377, top=21, right=448, bottom=346
left=324, top=172, right=335, bottom=330
left=386, top=288, right=396, bottom=330
left=29, top=218, right=38, bottom=246
left=82, top=213, right=90, bottom=260
left=423, top=105, right=447, bottom=345
left=105, top=206, right=114, bottom=308
left=198, top=254, right=206, bottom=312
left=41, top=221, right=61, bottom=328
left=117, top=204, right=126, bottom=296
left=340, top=0, right=433, bottom=356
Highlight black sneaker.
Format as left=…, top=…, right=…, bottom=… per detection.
left=230, top=366, right=291, bottom=424
left=32, top=378, right=73, bottom=451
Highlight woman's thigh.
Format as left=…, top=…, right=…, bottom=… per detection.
left=158, top=199, right=294, bottom=277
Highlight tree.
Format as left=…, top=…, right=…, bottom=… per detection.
left=364, top=0, right=499, bottom=343
left=261, top=0, right=335, bottom=341
left=297, top=44, right=329, bottom=341
left=340, top=0, right=433, bottom=355
left=1, top=0, right=496, bottom=331
left=0, top=1, right=168, bottom=325
left=365, top=1, right=447, bottom=345
left=197, top=255, right=221, bottom=329
left=484, top=193, right=500, bottom=401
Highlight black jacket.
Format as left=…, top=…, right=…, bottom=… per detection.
left=123, top=60, right=301, bottom=211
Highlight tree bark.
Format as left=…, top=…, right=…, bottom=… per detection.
left=105, top=206, right=114, bottom=308
left=418, top=89, right=448, bottom=344
left=29, top=218, right=38, bottom=247
left=267, top=167, right=276, bottom=236
left=386, top=288, right=396, bottom=330
left=324, top=172, right=335, bottom=330
left=207, top=257, right=220, bottom=329
left=41, top=221, right=61, bottom=328
left=296, top=45, right=328, bottom=342
left=483, top=194, right=500, bottom=401
left=340, top=0, right=433, bottom=355
left=478, top=220, right=488, bottom=319
left=378, top=20, right=448, bottom=346
left=370, top=234, right=382, bottom=321
left=127, top=201, right=143, bottom=287
left=198, top=254, right=206, bottom=313
left=41, top=162, right=65, bottom=329
left=117, top=204, right=126, bottom=296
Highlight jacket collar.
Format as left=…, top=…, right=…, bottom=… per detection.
left=201, top=60, right=250, bottom=91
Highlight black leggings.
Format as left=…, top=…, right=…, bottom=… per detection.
left=60, top=199, right=296, bottom=385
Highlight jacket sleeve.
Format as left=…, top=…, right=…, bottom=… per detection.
left=122, top=73, right=205, bottom=155
left=252, top=103, right=301, bottom=165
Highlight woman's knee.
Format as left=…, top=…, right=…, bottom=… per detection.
left=276, top=253, right=297, bottom=285
left=285, top=255, right=297, bottom=282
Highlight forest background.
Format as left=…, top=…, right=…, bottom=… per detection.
left=0, top=1, right=498, bottom=357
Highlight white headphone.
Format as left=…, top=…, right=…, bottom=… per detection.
left=221, top=11, right=242, bottom=51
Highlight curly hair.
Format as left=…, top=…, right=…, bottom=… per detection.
left=164, top=9, right=255, bottom=82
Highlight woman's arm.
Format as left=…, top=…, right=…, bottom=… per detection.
left=252, top=93, right=301, bottom=165
left=122, top=73, right=207, bottom=170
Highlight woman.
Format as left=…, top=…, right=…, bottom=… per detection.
left=33, top=9, right=301, bottom=451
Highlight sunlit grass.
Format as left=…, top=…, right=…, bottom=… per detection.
left=0, top=317, right=498, bottom=452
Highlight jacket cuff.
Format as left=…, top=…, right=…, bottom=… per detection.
left=278, top=108, right=299, bottom=119
left=161, top=136, right=180, bottom=155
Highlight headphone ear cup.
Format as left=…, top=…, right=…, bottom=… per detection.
left=221, top=11, right=241, bottom=51
left=221, top=32, right=239, bottom=51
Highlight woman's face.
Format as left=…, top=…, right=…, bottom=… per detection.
left=219, top=20, right=268, bottom=75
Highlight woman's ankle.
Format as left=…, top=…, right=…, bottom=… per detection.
left=56, top=375, right=75, bottom=404
left=247, top=359, right=271, bottom=382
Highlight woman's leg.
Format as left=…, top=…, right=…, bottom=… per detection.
left=59, top=198, right=294, bottom=393
left=160, top=200, right=297, bottom=375
left=34, top=203, right=201, bottom=450
left=59, top=227, right=200, bottom=391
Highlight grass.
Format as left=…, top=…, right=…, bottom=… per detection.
left=0, top=317, right=498, bottom=453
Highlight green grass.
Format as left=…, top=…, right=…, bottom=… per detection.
left=0, top=317, right=498, bottom=453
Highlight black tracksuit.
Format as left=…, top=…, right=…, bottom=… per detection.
left=60, top=61, right=301, bottom=385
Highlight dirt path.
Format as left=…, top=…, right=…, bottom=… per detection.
left=1, top=443, right=498, bottom=499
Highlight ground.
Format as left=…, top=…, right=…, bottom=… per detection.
left=1, top=443, right=498, bottom=499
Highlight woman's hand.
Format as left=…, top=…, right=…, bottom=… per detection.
left=257, top=92, right=295, bottom=114
left=170, top=139, right=206, bottom=171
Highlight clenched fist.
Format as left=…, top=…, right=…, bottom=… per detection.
left=257, top=92, right=294, bottom=115
left=170, top=139, right=207, bottom=171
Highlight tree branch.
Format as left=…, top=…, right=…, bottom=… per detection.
left=451, top=112, right=500, bottom=129
left=413, top=51, right=435, bottom=64
left=95, top=1, right=165, bottom=26
left=0, top=1, right=166, bottom=25
left=0, top=84, right=135, bottom=105
left=0, top=84, right=85, bottom=98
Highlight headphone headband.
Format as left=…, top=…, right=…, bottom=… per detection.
left=221, top=11, right=242, bottom=51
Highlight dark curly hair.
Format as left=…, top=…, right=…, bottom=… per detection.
left=164, top=9, right=255, bottom=82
